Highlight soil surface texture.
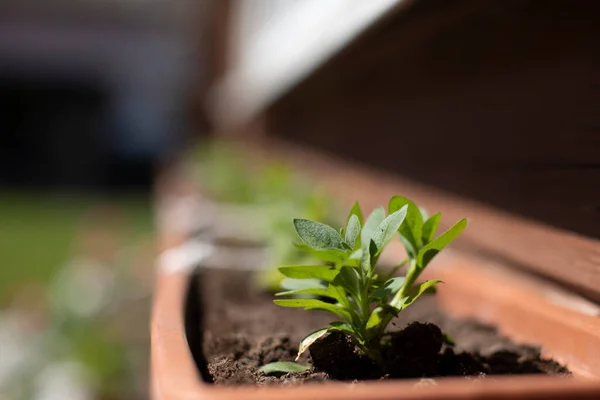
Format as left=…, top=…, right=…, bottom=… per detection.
left=196, top=269, right=569, bottom=386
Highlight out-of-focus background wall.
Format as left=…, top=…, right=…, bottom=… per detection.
left=0, top=0, right=210, bottom=189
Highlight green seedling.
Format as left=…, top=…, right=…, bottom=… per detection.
left=261, top=196, right=466, bottom=374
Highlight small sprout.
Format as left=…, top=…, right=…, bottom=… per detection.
left=259, top=361, right=311, bottom=375
left=443, top=333, right=456, bottom=346
left=274, top=195, right=467, bottom=369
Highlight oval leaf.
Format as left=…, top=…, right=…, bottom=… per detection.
left=260, top=361, right=310, bottom=375
left=294, top=219, right=344, bottom=251
left=273, top=299, right=351, bottom=321
left=360, top=240, right=374, bottom=274
left=278, top=265, right=340, bottom=282
left=345, top=214, right=361, bottom=249
left=417, top=218, right=467, bottom=269
left=329, top=321, right=355, bottom=334
left=328, top=284, right=350, bottom=307
left=389, top=294, right=408, bottom=310
left=294, top=242, right=348, bottom=262
left=333, top=266, right=361, bottom=298
left=366, top=306, right=385, bottom=331
left=296, top=328, right=330, bottom=360
left=370, top=277, right=406, bottom=300
left=345, top=248, right=363, bottom=267
left=347, top=201, right=364, bottom=225
left=443, top=333, right=456, bottom=346
left=389, top=196, right=423, bottom=251
left=277, top=284, right=348, bottom=306
left=280, top=278, right=327, bottom=291
left=346, top=201, right=365, bottom=225
left=371, top=206, right=408, bottom=255
left=276, top=287, right=337, bottom=299
left=421, top=212, right=441, bottom=244
left=402, top=280, right=443, bottom=309
left=361, top=207, right=385, bottom=249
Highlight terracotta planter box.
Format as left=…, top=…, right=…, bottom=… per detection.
left=152, top=144, right=600, bottom=399
left=151, top=240, right=600, bottom=399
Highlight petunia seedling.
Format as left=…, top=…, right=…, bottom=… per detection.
left=261, top=195, right=466, bottom=373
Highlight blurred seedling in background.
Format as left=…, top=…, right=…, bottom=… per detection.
left=192, top=140, right=340, bottom=291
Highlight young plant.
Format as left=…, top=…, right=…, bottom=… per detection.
left=261, top=196, right=467, bottom=373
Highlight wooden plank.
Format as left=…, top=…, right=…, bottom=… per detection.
left=267, top=0, right=600, bottom=239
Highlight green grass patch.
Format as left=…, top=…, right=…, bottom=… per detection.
left=0, top=190, right=152, bottom=306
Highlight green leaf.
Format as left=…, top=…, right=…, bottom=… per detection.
left=273, top=299, right=351, bottom=321
left=276, top=288, right=338, bottom=300
left=371, top=206, right=408, bottom=255
left=417, top=218, right=467, bottom=269
left=294, top=219, right=345, bottom=251
left=366, top=306, right=385, bottom=331
left=361, top=207, right=385, bottom=249
left=328, top=284, right=350, bottom=307
left=370, top=277, right=406, bottom=300
left=345, top=214, right=361, bottom=249
left=333, top=266, right=361, bottom=298
left=347, top=201, right=364, bottom=226
left=424, top=285, right=437, bottom=295
left=402, top=280, right=443, bottom=309
left=389, top=294, right=408, bottom=311
left=365, top=303, right=403, bottom=332
left=278, top=265, right=340, bottom=282
left=280, top=278, right=326, bottom=291
left=443, top=333, right=455, bottom=346
left=388, top=196, right=423, bottom=252
left=421, top=212, right=441, bottom=244
left=329, top=321, right=355, bottom=335
left=296, top=328, right=330, bottom=360
left=294, top=242, right=348, bottom=263
left=359, top=240, right=373, bottom=274
left=368, top=239, right=379, bottom=270
left=277, top=284, right=349, bottom=307
left=260, top=361, right=310, bottom=375
left=344, top=249, right=363, bottom=267
left=359, top=238, right=380, bottom=274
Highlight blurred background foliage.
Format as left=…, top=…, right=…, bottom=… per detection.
left=0, top=192, right=153, bottom=399
left=0, top=0, right=205, bottom=397
left=0, top=192, right=151, bottom=303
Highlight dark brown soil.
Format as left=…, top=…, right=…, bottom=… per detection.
left=195, top=269, right=569, bottom=386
